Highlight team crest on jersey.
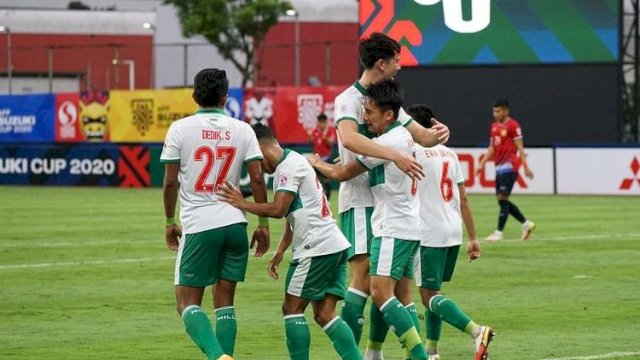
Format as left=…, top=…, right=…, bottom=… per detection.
left=279, top=175, right=289, bottom=187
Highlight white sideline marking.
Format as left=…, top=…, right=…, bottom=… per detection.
left=0, top=239, right=156, bottom=248
left=4, top=232, right=640, bottom=249
left=0, top=256, right=174, bottom=270
left=541, top=351, right=640, bottom=360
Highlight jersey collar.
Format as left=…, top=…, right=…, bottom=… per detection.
left=276, top=149, right=292, bottom=166
left=196, top=108, right=226, bottom=115
left=383, top=121, right=402, bottom=134
left=353, top=81, right=367, bottom=95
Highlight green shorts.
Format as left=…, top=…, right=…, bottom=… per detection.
left=339, top=207, right=373, bottom=260
left=284, top=250, right=348, bottom=301
left=415, top=245, right=460, bottom=290
left=369, top=237, right=419, bottom=281
left=174, top=223, right=248, bottom=287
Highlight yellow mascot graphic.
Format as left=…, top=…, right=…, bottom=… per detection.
left=79, top=92, right=109, bottom=142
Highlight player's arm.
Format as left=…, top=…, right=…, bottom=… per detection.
left=458, top=183, right=480, bottom=261
left=163, top=163, right=182, bottom=251
left=246, top=159, right=271, bottom=256
left=514, top=139, right=534, bottom=179
left=217, top=181, right=295, bottom=219
left=475, top=142, right=495, bottom=176
left=308, top=153, right=367, bottom=181
left=268, top=220, right=293, bottom=279
left=337, top=120, right=423, bottom=179
left=404, top=118, right=450, bottom=147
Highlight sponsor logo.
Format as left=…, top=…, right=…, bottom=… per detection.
left=619, top=156, right=640, bottom=190
left=58, top=101, right=78, bottom=139
left=131, top=99, right=154, bottom=136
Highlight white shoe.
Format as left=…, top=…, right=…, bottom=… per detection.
left=521, top=221, right=536, bottom=241
left=363, top=349, right=384, bottom=360
left=484, top=230, right=503, bottom=242
left=473, top=326, right=495, bottom=360
left=428, top=355, right=441, bottom=360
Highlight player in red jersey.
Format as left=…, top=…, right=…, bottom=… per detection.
left=307, top=113, right=337, bottom=199
left=476, top=99, right=535, bottom=242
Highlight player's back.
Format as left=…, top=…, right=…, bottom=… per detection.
left=274, top=150, right=350, bottom=260
left=415, top=144, right=464, bottom=247
left=358, top=123, right=420, bottom=241
left=161, top=109, right=262, bottom=234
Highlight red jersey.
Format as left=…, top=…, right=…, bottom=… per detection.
left=489, top=117, right=523, bottom=173
left=310, top=127, right=336, bottom=159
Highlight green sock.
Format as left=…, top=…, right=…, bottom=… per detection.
left=380, top=297, right=428, bottom=360
left=182, top=305, right=224, bottom=360
left=406, top=303, right=421, bottom=336
left=429, top=294, right=473, bottom=333
left=284, top=314, right=310, bottom=360
left=214, top=306, right=236, bottom=356
left=368, top=303, right=389, bottom=344
left=425, top=308, right=442, bottom=355
left=342, top=288, right=368, bottom=345
left=323, top=316, right=362, bottom=360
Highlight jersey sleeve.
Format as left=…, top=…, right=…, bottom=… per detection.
left=244, top=130, right=264, bottom=164
left=274, top=163, right=302, bottom=194
left=334, top=95, right=359, bottom=125
left=509, top=120, right=523, bottom=141
left=160, top=124, right=181, bottom=163
left=452, top=153, right=466, bottom=185
left=398, top=107, right=414, bottom=127
left=356, top=136, right=389, bottom=170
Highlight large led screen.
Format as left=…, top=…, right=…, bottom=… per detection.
left=360, top=0, right=619, bottom=66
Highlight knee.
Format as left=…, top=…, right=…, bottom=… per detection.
left=313, top=310, right=334, bottom=327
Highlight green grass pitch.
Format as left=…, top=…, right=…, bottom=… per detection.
left=1, top=186, right=639, bottom=360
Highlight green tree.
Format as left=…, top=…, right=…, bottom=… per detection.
left=166, top=0, right=293, bottom=87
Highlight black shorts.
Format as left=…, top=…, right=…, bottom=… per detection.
left=495, top=171, right=518, bottom=195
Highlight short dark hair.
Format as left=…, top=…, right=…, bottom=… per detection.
left=406, top=104, right=435, bottom=129
left=317, top=113, right=327, bottom=122
left=365, top=79, right=403, bottom=120
left=252, top=123, right=276, bottom=142
left=493, top=98, right=509, bottom=108
left=193, top=68, right=229, bottom=107
left=359, top=32, right=401, bottom=69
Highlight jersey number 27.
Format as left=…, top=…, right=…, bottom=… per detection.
left=194, top=146, right=237, bottom=192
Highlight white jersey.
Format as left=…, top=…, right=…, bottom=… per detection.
left=333, top=81, right=413, bottom=214
left=160, top=108, right=264, bottom=234
left=415, top=144, right=466, bottom=247
left=357, top=122, right=420, bottom=241
left=273, top=150, right=350, bottom=260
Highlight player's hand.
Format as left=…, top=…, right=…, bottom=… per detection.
left=251, top=226, right=271, bottom=257
left=307, top=153, right=323, bottom=168
left=393, top=151, right=424, bottom=180
left=475, top=163, right=485, bottom=177
left=268, top=251, right=284, bottom=279
left=467, top=238, right=481, bottom=261
left=431, top=118, right=450, bottom=144
left=524, top=167, right=534, bottom=179
left=165, top=224, right=182, bottom=251
left=216, top=181, right=245, bottom=208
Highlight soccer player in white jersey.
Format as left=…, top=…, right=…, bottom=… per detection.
left=334, top=32, right=449, bottom=357
left=161, top=68, right=271, bottom=360
left=407, top=105, right=495, bottom=360
left=217, top=123, right=362, bottom=360
left=311, top=79, right=429, bottom=360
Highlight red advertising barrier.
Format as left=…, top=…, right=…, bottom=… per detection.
left=243, top=86, right=344, bottom=143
